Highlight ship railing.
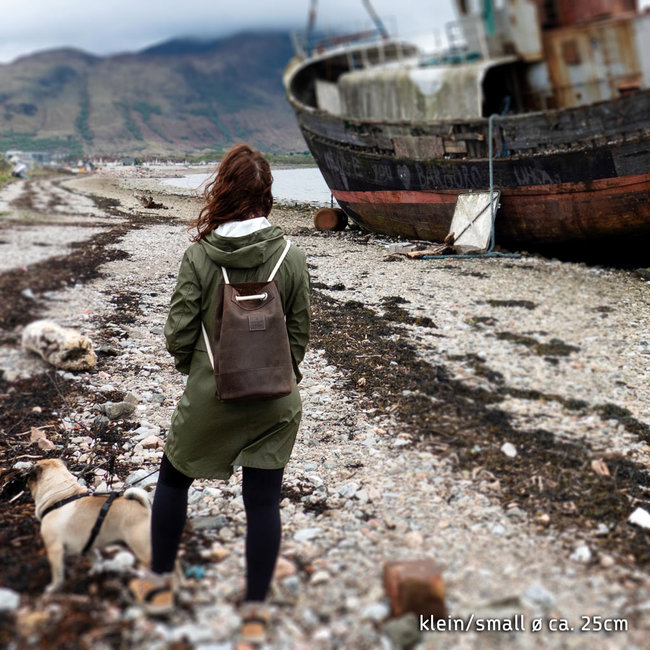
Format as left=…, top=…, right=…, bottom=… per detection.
left=454, top=16, right=489, bottom=59
left=291, top=27, right=389, bottom=59
left=343, top=38, right=416, bottom=71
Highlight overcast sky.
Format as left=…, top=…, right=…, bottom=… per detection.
left=2, top=1, right=649, bottom=65
left=0, top=0, right=456, bottom=64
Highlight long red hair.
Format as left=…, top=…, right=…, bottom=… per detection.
left=190, top=143, right=273, bottom=241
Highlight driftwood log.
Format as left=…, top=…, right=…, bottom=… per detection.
left=313, top=207, right=348, bottom=231
left=134, top=193, right=166, bottom=209
left=21, top=320, right=97, bottom=371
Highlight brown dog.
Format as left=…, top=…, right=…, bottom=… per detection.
left=27, top=458, right=152, bottom=593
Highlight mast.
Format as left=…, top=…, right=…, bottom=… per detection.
left=362, top=0, right=389, bottom=39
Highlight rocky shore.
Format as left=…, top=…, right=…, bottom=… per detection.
left=1, top=166, right=649, bottom=649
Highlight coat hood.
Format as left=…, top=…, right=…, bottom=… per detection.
left=198, top=225, right=286, bottom=269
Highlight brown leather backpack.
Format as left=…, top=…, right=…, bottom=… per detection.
left=201, top=240, right=293, bottom=401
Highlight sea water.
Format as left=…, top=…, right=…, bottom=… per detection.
left=160, top=167, right=333, bottom=206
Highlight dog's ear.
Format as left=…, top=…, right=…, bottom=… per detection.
left=26, top=463, right=43, bottom=484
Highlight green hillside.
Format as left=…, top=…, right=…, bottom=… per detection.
left=0, top=32, right=306, bottom=158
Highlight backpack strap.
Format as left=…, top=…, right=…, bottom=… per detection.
left=202, top=323, right=215, bottom=371
left=267, top=240, right=291, bottom=281
left=220, top=239, right=291, bottom=285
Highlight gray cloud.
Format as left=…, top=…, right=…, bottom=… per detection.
left=0, top=0, right=455, bottom=63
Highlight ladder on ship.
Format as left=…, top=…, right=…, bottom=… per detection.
left=426, top=113, right=519, bottom=260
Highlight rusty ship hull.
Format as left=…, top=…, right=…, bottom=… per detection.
left=295, top=92, right=650, bottom=252
left=285, top=1, right=650, bottom=257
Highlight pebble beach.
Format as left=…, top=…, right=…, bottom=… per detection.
left=1, top=166, right=649, bottom=649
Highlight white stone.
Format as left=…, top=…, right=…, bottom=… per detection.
left=404, top=531, right=424, bottom=548
left=310, top=570, right=330, bottom=585
left=629, top=507, right=650, bottom=529
left=501, top=442, right=518, bottom=458
left=0, top=588, right=20, bottom=612
left=570, top=545, right=592, bottom=563
left=91, top=550, right=135, bottom=574
left=293, top=527, right=322, bottom=543
left=312, top=628, right=332, bottom=641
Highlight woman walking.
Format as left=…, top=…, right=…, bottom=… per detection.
left=130, top=144, right=311, bottom=646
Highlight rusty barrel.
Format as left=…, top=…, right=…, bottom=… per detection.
left=313, top=207, right=348, bottom=231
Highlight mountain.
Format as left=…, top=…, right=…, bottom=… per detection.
left=0, top=32, right=307, bottom=158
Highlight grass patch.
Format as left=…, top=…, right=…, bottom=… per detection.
left=187, top=150, right=315, bottom=165
left=75, top=85, right=94, bottom=145
left=132, top=102, right=171, bottom=143
left=116, top=102, right=143, bottom=140
left=0, top=132, right=83, bottom=158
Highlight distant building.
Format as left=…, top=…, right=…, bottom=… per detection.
left=6, top=150, right=53, bottom=164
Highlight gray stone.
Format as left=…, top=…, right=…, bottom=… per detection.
left=306, top=473, right=324, bottom=488
left=523, top=583, right=556, bottom=612
left=93, top=414, right=110, bottom=429
left=338, top=482, right=359, bottom=499
left=132, top=425, right=158, bottom=440
left=189, top=516, right=225, bottom=532
left=362, top=602, right=391, bottom=622
left=381, top=613, right=421, bottom=648
left=219, top=527, right=234, bottom=542
left=506, top=507, right=527, bottom=521
left=103, top=401, right=137, bottom=420
left=282, top=575, right=301, bottom=595
left=188, top=488, right=205, bottom=504
left=125, top=468, right=159, bottom=489
left=301, top=607, right=319, bottom=628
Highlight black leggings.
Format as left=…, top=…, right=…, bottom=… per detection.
left=151, top=453, right=284, bottom=602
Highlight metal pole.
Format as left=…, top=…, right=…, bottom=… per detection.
left=420, top=113, right=519, bottom=260
left=488, top=112, right=496, bottom=253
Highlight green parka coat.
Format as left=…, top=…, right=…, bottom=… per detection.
left=163, top=224, right=310, bottom=479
